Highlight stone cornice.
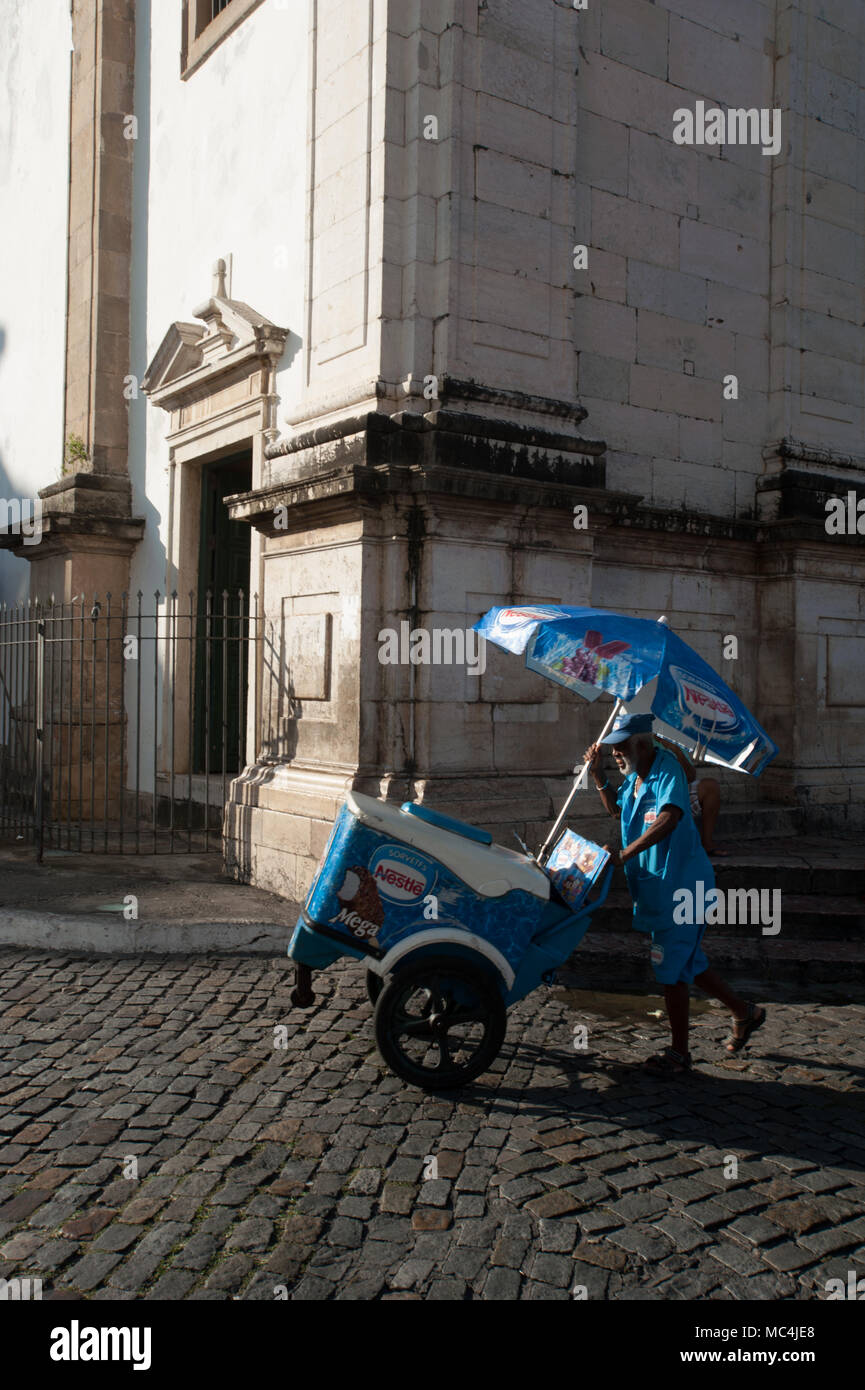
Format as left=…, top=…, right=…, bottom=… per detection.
left=264, top=407, right=604, bottom=471
left=227, top=457, right=860, bottom=554
left=765, top=436, right=865, bottom=475
left=0, top=515, right=146, bottom=561
left=437, top=376, right=589, bottom=425
left=279, top=376, right=590, bottom=440
left=227, top=463, right=636, bottom=535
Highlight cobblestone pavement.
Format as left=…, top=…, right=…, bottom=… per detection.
left=1, top=948, right=864, bottom=1301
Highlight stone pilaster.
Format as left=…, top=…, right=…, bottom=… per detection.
left=65, top=0, right=136, bottom=480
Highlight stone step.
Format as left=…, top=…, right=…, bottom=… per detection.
left=567, top=837, right=863, bottom=898
left=589, top=890, right=865, bottom=941
left=708, top=847, right=863, bottom=895
left=714, top=804, right=803, bottom=837
left=566, top=928, right=865, bottom=991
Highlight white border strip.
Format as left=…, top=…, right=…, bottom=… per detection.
left=370, top=928, right=515, bottom=989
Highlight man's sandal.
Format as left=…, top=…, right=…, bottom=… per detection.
left=725, top=1003, right=766, bottom=1053
left=643, top=1048, right=692, bottom=1074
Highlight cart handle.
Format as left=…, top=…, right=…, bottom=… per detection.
left=536, top=698, right=623, bottom=865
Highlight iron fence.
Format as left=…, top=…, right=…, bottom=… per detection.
left=0, top=590, right=259, bottom=857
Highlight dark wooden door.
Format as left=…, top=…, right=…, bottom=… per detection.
left=194, top=455, right=252, bottom=775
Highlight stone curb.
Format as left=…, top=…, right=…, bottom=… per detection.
left=0, top=907, right=292, bottom=957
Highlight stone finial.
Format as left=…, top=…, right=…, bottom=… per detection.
left=213, top=258, right=228, bottom=298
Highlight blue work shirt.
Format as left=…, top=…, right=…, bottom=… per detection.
left=616, top=747, right=715, bottom=933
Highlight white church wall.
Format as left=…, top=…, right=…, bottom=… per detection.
left=0, top=0, right=72, bottom=603
left=127, top=0, right=311, bottom=776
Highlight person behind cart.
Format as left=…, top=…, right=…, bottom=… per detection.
left=653, top=734, right=729, bottom=858
left=584, top=712, right=765, bottom=1075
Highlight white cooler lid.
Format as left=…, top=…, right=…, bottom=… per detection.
left=346, top=791, right=550, bottom=901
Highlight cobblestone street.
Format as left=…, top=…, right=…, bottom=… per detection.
left=1, top=948, right=863, bottom=1302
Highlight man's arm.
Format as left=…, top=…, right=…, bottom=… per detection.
left=604, top=804, right=682, bottom=867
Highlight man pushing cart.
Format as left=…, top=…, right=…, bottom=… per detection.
left=288, top=606, right=777, bottom=1089
left=585, top=711, right=765, bottom=1075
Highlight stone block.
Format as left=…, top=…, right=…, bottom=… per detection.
left=472, top=267, right=551, bottom=341
left=471, top=200, right=551, bottom=282
left=578, top=352, right=631, bottom=403
left=800, top=351, right=861, bottom=410
left=475, top=149, right=552, bottom=220
left=802, top=116, right=860, bottom=189
left=579, top=55, right=681, bottom=142
left=628, top=129, right=700, bottom=217
left=668, top=15, right=771, bottom=107
left=478, top=38, right=555, bottom=119
left=680, top=221, right=768, bottom=295
left=582, top=248, right=627, bottom=303
left=637, top=309, right=734, bottom=381
left=584, top=398, right=678, bottom=459
left=696, top=155, right=769, bottom=241
left=577, top=110, right=629, bottom=196
left=798, top=309, right=865, bottom=364
left=810, top=14, right=863, bottom=82
left=802, top=218, right=863, bottom=284
left=663, top=0, right=771, bottom=51
left=721, top=392, right=770, bottom=446
left=627, top=260, right=707, bottom=324
left=679, top=416, right=724, bottom=467
left=630, top=363, right=721, bottom=422
left=591, top=190, right=680, bottom=272
left=573, top=297, right=636, bottom=362
left=474, top=93, right=553, bottom=169
left=600, top=0, right=669, bottom=79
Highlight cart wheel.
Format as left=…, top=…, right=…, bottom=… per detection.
left=366, top=969, right=384, bottom=1008
left=373, top=955, right=506, bottom=1090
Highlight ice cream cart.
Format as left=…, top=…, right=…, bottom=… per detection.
left=287, top=791, right=611, bottom=1089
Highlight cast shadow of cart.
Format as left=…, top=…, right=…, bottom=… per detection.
left=464, top=1042, right=865, bottom=1175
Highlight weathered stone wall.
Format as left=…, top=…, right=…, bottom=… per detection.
left=567, top=0, right=864, bottom=520
left=224, top=0, right=865, bottom=902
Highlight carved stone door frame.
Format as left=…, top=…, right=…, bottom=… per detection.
left=142, top=267, right=289, bottom=774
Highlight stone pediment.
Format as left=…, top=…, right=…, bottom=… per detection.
left=141, top=261, right=288, bottom=407
left=140, top=322, right=203, bottom=394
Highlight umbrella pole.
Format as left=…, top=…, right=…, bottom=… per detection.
left=536, top=698, right=623, bottom=865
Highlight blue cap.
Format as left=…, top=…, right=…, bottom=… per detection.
left=599, top=712, right=654, bottom=746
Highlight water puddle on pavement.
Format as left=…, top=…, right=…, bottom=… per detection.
left=553, top=987, right=714, bottom=1022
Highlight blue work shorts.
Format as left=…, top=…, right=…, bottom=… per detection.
left=649, top=921, right=709, bottom=985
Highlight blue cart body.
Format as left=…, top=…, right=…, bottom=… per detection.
left=288, top=792, right=611, bottom=1006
